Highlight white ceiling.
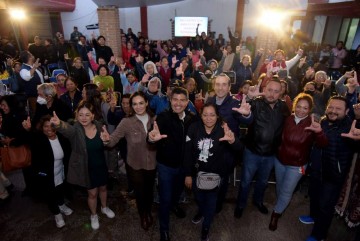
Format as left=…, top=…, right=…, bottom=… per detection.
left=92, top=0, right=185, bottom=8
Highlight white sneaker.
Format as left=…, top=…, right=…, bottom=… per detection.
left=101, top=206, right=115, bottom=218
left=59, top=204, right=73, bottom=216
left=55, top=213, right=65, bottom=228
left=90, top=214, right=99, bottom=230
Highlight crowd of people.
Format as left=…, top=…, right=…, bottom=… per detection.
left=0, top=24, right=360, bottom=241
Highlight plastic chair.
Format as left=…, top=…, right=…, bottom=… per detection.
left=52, top=69, right=66, bottom=77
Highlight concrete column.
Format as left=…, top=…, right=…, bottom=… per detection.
left=97, top=6, right=122, bottom=57
left=235, top=0, right=245, bottom=37
left=140, top=6, right=148, bottom=38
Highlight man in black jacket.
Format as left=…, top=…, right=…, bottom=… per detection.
left=148, top=87, right=197, bottom=241
left=234, top=77, right=290, bottom=218
left=91, top=35, right=114, bottom=64
left=302, top=96, right=356, bottom=241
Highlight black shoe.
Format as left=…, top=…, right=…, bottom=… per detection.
left=201, top=228, right=209, bottom=241
left=160, top=231, right=170, bottom=241
left=253, top=202, right=268, bottom=214
left=172, top=206, right=186, bottom=218
left=191, top=212, right=203, bottom=224
left=234, top=207, right=243, bottom=218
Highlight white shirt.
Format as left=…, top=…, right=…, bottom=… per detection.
left=136, top=114, right=149, bottom=133
left=49, top=137, right=65, bottom=186
left=19, top=64, right=44, bottom=83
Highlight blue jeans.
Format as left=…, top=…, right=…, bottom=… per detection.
left=274, top=158, right=306, bottom=213
left=236, top=148, right=275, bottom=208
left=195, top=187, right=219, bottom=230
left=157, top=163, right=185, bottom=232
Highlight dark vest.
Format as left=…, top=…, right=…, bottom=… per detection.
left=20, top=64, right=42, bottom=97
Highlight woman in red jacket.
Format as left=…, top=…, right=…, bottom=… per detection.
left=269, top=93, right=328, bottom=231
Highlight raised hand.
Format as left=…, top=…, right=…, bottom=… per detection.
left=148, top=121, right=167, bottom=142
left=341, top=120, right=360, bottom=140
left=22, top=116, right=31, bottom=131
left=222, top=48, right=228, bottom=57
left=195, top=60, right=202, bottom=69
left=299, top=56, right=307, bottom=67
left=187, top=50, right=193, bottom=58
left=120, top=64, right=126, bottom=71
left=176, top=64, right=183, bottom=76
left=323, top=78, right=332, bottom=88
left=304, top=114, right=322, bottom=133
left=50, top=111, right=60, bottom=127
left=34, top=58, right=41, bottom=68
left=141, top=73, right=150, bottom=84
left=6, top=58, right=13, bottom=67
left=344, top=70, right=354, bottom=78
left=247, top=80, right=264, bottom=99
left=100, top=125, right=110, bottom=142
left=232, top=96, right=251, bottom=116
left=172, top=56, right=178, bottom=65
left=219, top=123, right=235, bottom=144
left=257, top=48, right=264, bottom=55
left=297, top=48, right=304, bottom=56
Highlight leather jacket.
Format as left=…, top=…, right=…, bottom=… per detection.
left=246, top=97, right=290, bottom=156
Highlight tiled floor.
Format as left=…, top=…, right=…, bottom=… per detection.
left=0, top=170, right=356, bottom=241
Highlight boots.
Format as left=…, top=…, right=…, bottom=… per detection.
left=269, top=211, right=282, bottom=231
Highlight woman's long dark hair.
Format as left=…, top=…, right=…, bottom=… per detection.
left=128, top=91, right=154, bottom=117
left=82, top=83, right=103, bottom=121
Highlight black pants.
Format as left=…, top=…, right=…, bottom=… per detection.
left=47, top=183, right=65, bottom=215
left=127, top=166, right=156, bottom=217
left=309, top=176, right=343, bottom=240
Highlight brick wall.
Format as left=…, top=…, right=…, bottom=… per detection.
left=254, top=29, right=281, bottom=78
left=97, top=6, right=122, bottom=57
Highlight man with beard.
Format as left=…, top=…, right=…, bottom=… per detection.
left=234, top=77, right=290, bottom=218
left=301, top=96, right=356, bottom=241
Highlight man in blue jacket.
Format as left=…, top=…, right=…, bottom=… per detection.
left=206, top=73, right=253, bottom=214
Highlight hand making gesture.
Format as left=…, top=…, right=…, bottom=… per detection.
left=219, top=123, right=235, bottom=144
left=100, top=126, right=110, bottom=142
left=148, top=121, right=167, bottom=142
left=22, top=116, right=31, bottom=131
left=50, top=111, right=60, bottom=127
left=341, top=120, right=360, bottom=140
left=304, top=114, right=322, bottom=133
left=232, top=95, right=251, bottom=116
left=247, top=79, right=264, bottom=99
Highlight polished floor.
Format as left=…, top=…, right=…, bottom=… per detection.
left=0, top=169, right=357, bottom=241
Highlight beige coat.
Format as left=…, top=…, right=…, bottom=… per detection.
left=107, top=115, right=156, bottom=170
